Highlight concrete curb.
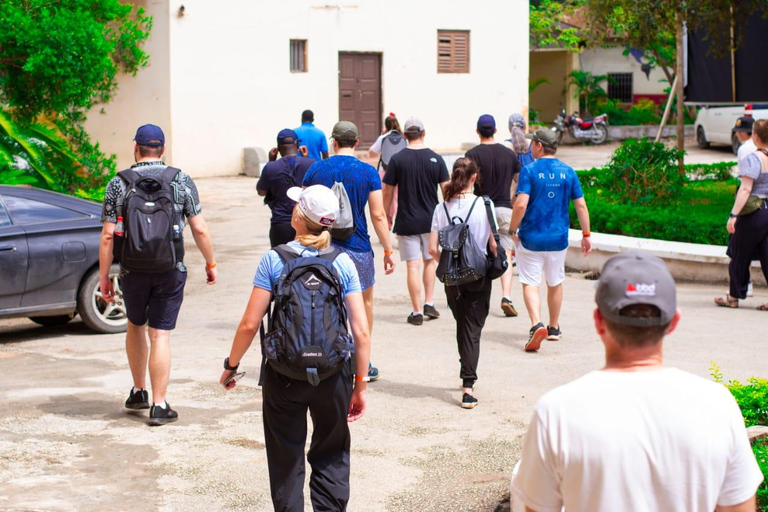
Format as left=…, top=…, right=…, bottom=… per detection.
left=565, top=229, right=766, bottom=285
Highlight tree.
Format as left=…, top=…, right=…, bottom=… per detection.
left=0, top=0, right=151, bottom=197
left=567, top=70, right=610, bottom=116
left=530, top=0, right=585, bottom=52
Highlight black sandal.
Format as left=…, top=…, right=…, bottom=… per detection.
left=714, top=296, right=739, bottom=308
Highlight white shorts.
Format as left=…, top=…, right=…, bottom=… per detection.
left=495, top=207, right=513, bottom=252
left=515, top=241, right=567, bottom=287
left=398, top=233, right=432, bottom=261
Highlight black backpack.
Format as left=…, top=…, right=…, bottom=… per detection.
left=378, top=132, right=407, bottom=171
left=114, top=167, right=183, bottom=273
left=261, top=245, right=353, bottom=386
left=435, top=197, right=488, bottom=286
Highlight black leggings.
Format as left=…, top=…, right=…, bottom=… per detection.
left=729, top=206, right=768, bottom=299
left=269, top=223, right=296, bottom=248
left=445, top=278, right=492, bottom=388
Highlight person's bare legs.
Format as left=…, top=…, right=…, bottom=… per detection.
left=522, top=284, right=541, bottom=326
left=547, top=283, right=563, bottom=329
left=500, top=249, right=513, bottom=298
left=423, top=258, right=436, bottom=306
left=125, top=321, right=148, bottom=389
left=147, top=327, right=171, bottom=404
left=362, top=286, right=374, bottom=334
left=406, top=260, right=422, bottom=312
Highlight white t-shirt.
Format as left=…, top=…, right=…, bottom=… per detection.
left=369, top=130, right=406, bottom=155
left=738, top=138, right=757, bottom=164
left=512, top=368, right=763, bottom=512
left=431, top=193, right=496, bottom=255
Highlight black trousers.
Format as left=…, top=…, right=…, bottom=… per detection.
left=262, top=363, right=353, bottom=512
left=729, top=206, right=768, bottom=299
left=270, top=223, right=296, bottom=248
left=445, top=278, right=492, bottom=388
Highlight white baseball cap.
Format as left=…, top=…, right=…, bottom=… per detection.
left=287, top=185, right=338, bottom=228
left=404, top=116, right=425, bottom=134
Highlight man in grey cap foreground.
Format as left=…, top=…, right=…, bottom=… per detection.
left=511, top=250, right=762, bottom=512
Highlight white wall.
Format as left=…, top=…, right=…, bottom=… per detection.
left=167, top=0, right=529, bottom=176
left=579, top=47, right=669, bottom=97
left=84, top=0, right=172, bottom=172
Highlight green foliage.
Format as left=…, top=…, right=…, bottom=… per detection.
left=567, top=70, right=609, bottom=116
left=530, top=0, right=584, bottom=52
left=754, top=440, right=768, bottom=511
left=598, top=98, right=661, bottom=126
left=685, top=161, right=736, bottom=182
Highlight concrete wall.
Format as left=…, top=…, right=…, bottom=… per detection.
left=529, top=49, right=578, bottom=125
left=86, top=0, right=529, bottom=177
left=579, top=47, right=668, bottom=98
left=84, top=0, right=172, bottom=172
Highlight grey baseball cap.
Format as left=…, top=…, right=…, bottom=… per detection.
left=404, top=116, right=425, bottom=134
left=525, top=128, right=558, bottom=149
left=595, top=250, right=677, bottom=326
left=331, top=121, right=359, bottom=142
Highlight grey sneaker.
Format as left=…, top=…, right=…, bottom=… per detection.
left=407, top=313, right=424, bottom=326
left=546, top=325, right=562, bottom=341
left=423, top=304, right=440, bottom=319
left=148, top=402, right=178, bottom=426
left=525, top=323, right=547, bottom=352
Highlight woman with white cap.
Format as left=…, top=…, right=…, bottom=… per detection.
left=219, top=184, right=370, bottom=511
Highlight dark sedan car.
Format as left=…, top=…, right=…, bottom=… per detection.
left=0, top=185, right=126, bottom=333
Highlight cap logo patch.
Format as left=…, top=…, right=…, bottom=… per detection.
left=319, top=216, right=334, bottom=226
left=626, top=283, right=656, bottom=296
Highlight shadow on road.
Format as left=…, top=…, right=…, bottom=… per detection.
left=372, top=379, right=459, bottom=407
left=0, top=320, right=108, bottom=345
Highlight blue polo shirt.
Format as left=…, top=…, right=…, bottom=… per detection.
left=294, top=122, right=329, bottom=161
left=302, top=155, right=381, bottom=253
left=516, top=157, right=584, bottom=252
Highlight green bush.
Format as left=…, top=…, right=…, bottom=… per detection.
left=685, top=161, right=736, bottom=182
left=598, top=98, right=661, bottom=126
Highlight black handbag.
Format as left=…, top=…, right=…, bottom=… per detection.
left=483, top=196, right=509, bottom=280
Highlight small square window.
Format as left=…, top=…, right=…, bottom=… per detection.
left=290, top=39, right=307, bottom=73
left=437, top=30, right=470, bottom=74
left=607, top=73, right=633, bottom=103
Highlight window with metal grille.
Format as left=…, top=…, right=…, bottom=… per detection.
left=290, top=40, right=307, bottom=73
left=607, top=73, right=633, bottom=103
left=437, top=30, right=470, bottom=73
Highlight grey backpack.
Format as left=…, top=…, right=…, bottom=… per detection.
left=330, top=180, right=355, bottom=241
left=435, top=197, right=488, bottom=286
left=378, top=132, right=407, bottom=171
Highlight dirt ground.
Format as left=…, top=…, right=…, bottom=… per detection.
left=0, top=143, right=761, bottom=512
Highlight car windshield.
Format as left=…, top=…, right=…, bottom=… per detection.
left=3, top=195, right=88, bottom=225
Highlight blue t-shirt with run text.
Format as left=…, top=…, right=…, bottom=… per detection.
left=516, top=158, right=584, bottom=252
left=302, top=155, right=381, bottom=253
left=294, top=122, right=329, bottom=161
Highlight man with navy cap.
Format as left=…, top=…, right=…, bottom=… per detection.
left=512, top=250, right=762, bottom=512
left=258, top=128, right=317, bottom=246
left=99, top=123, right=218, bottom=426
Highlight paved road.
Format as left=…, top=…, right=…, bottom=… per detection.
left=1, top=169, right=765, bottom=511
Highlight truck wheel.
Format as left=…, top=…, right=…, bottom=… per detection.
left=77, top=265, right=128, bottom=334
left=28, top=315, right=75, bottom=327
left=697, top=127, right=710, bottom=149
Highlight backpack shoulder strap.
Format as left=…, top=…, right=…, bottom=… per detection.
left=483, top=196, right=500, bottom=241
left=465, top=196, right=481, bottom=223
left=160, top=166, right=181, bottom=186
left=118, top=169, right=141, bottom=186
left=318, top=247, right=341, bottom=263
left=273, top=244, right=301, bottom=264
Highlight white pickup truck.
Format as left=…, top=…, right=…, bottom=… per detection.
left=694, top=104, right=768, bottom=154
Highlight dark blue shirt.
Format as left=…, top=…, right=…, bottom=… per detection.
left=257, top=155, right=316, bottom=225
left=516, top=157, right=584, bottom=252
left=293, top=122, right=329, bottom=161
left=302, top=155, right=381, bottom=252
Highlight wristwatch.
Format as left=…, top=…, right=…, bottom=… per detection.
left=224, top=357, right=239, bottom=371
left=729, top=213, right=738, bottom=219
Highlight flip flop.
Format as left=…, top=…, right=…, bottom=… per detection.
left=757, top=304, right=768, bottom=312
left=714, top=296, right=739, bottom=308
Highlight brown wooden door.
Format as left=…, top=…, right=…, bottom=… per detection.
left=339, top=52, right=381, bottom=148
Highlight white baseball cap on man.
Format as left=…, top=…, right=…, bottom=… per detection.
left=287, top=185, right=338, bottom=228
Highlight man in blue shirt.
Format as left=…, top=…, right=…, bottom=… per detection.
left=509, top=129, right=592, bottom=352
left=257, top=129, right=316, bottom=247
left=303, top=121, right=395, bottom=381
left=294, top=110, right=329, bottom=161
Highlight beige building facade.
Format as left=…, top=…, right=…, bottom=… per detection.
left=85, top=0, right=530, bottom=177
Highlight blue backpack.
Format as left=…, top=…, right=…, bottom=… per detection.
left=261, top=245, right=353, bottom=385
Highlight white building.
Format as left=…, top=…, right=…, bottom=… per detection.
left=85, top=0, right=530, bottom=177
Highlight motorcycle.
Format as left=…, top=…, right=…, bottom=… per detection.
left=553, top=109, right=609, bottom=145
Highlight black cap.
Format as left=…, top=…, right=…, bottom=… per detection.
left=734, top=116, right=754, bottom=133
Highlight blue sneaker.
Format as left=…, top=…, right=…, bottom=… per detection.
left=367, top=362, right=380, bottom=382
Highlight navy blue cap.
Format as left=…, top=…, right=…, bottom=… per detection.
left=477, top=114, right=496, bottom=132
left=277, top=128, right=300, bottom=145
left=134, top=124, right=165, bottom=147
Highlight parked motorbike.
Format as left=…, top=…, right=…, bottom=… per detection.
left=553, top=109, right=609, bottom=145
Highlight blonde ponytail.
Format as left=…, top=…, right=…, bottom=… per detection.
left=294, top=208, right=332, bottom=251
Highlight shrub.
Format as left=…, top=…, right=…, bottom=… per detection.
left=685, top=161, right=736, bottom=182
left=598, top=98, right=661, bottom=126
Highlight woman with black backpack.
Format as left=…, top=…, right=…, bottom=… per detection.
left=219, top=185, right=370, bottom=511
left=429, top=157, right=499, bottom=409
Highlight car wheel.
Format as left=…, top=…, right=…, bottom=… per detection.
left=28, top=315, right=75, bottom=327
left=697, top=126, right=710, bottom=149
left=77, top=265, right=128, bottom=334
left=591, top=125, right=608, bottom=145
left=732, top=133, right=741, bottom=155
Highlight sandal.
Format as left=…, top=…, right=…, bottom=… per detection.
left=714, top=296, right=739, bottom=308
left=758, top=304, right=768, bottom=312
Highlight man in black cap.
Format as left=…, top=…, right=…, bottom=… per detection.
left=99, top=123, right=218, bottom=426
left=512, top=250, right=762, bottom=512
left=735, top=116, right=756, bottom=164
left=258, top=128, right=316, bottom=247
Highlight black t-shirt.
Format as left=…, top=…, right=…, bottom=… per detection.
left=383, top=148, right=450, bottom=236
left=465, top=143, right=520, bottom=208
left=257, top=155, right=316, bottom=225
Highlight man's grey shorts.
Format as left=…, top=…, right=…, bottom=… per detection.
left=398, top=234, right=432, bottom=262
left=495, top=206, right=513, bottom=252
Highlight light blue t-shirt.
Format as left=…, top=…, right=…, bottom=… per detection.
left=739, top=152, right=768, bottom=197
left=294, top=122, right=329, bottom=161
left=253, top=241, right=362, bottom=295
left=516, top=158, right=584, bottom=252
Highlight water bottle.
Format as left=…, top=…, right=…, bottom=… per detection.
left=173, top=224, right=181, bottom=239
left=115, top=216, right=124, bottom=237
